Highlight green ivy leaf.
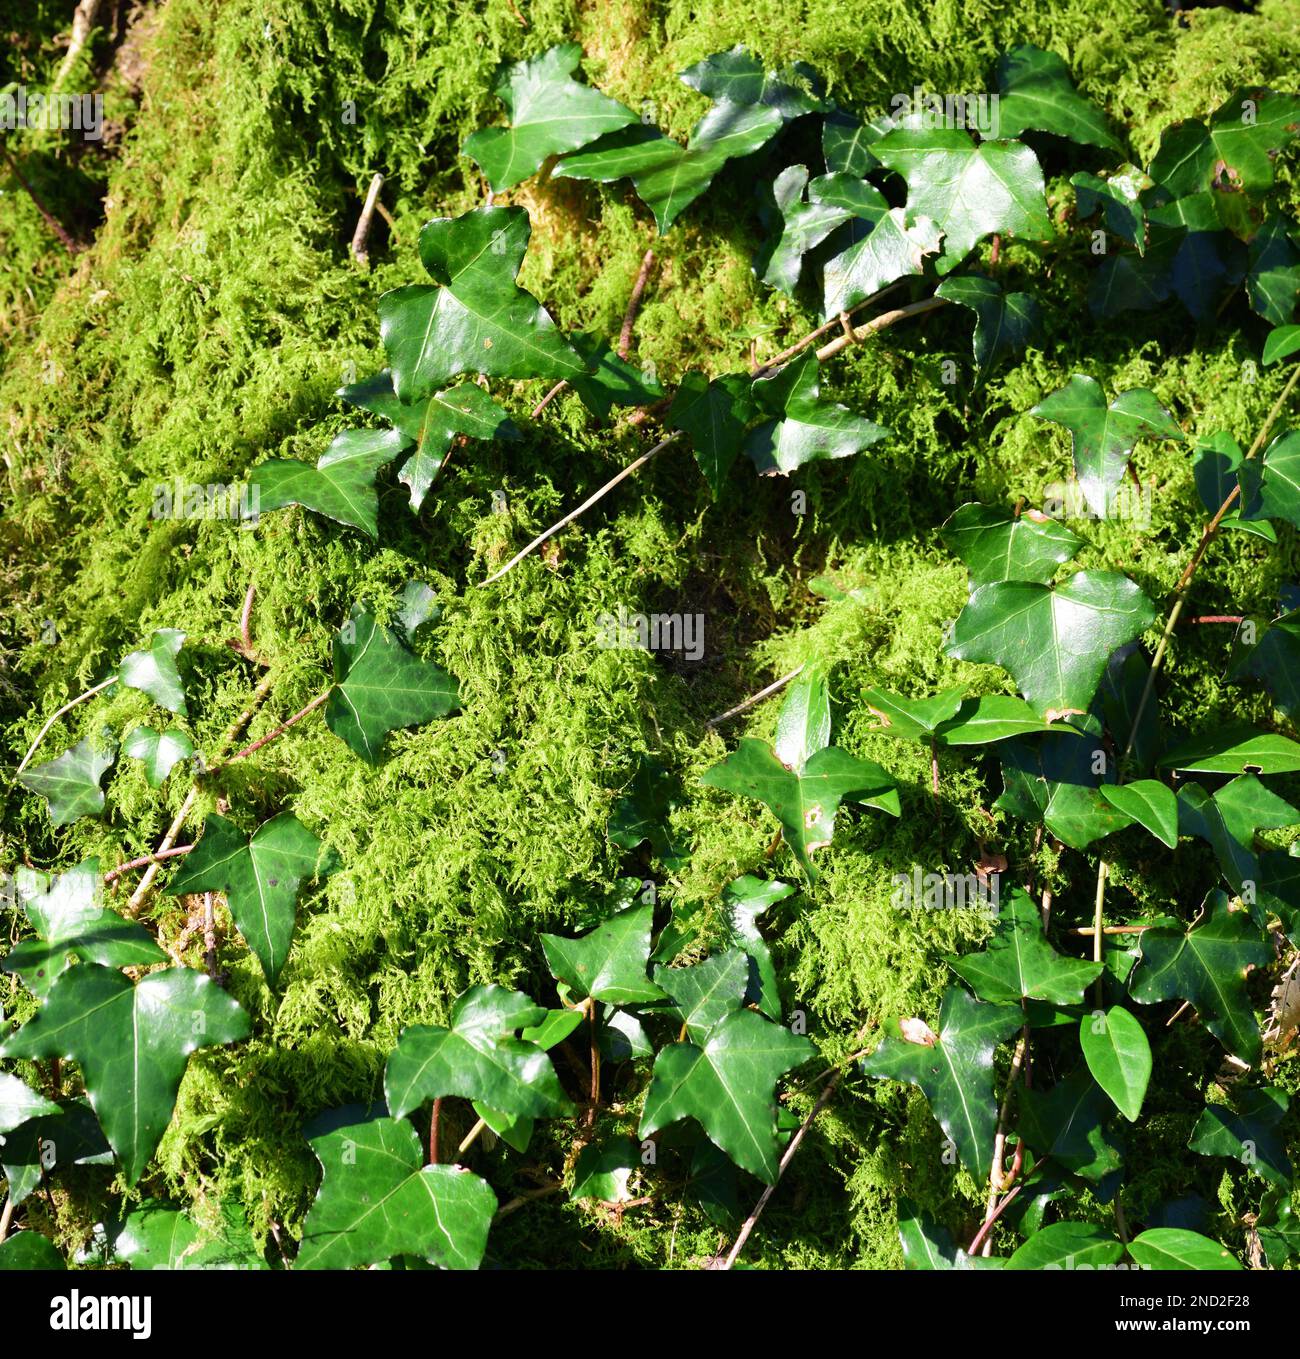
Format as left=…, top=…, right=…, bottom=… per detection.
left=932, top=695, right=1064, bottom=745
left=995, top=728, right=1133, bottom=849
left=166, top=812, right=338, bottom=986
left=4, top=861, right=164, bottom=999
left=1149, top=88, right=1300, bottom=197
left=1071, top=165, right=1152, bottom=251
left=1, top=1099, right=111, bottom=1206
left=941, top=503, right=1083, bottom=587
left=667, top=371, right=756, bottom=497
left=639, top=1008, right=811, bottom=1182
left=327, top=607, right=459, bottom=763
left=756, top=166, right=883, bottom=294
left=115, top=1201, right=267, bottom=1270
left=1079, top=1006, right=1152, bottom=1121
left=1127, top=1228, right=1241, bottom=1271
left=947, top=571, right=1157, bottom=720
left=1247, top=215, right=1300, bottom=326
left=462, top=44, right=638, bottom=192
left=298, top=1115, right=496, bottom=1270
left=567, top=333, right=665, bottom=422
left=1031, top=375, right=1183, bottom=518
left=1188, top=1087, right=1292, bottom=1187
left=993, top=45, right=1122, bottom=151
left=822, top=107, right=890, bottom=176
left=1018, top=1069, right=1124, bottom=1182
left=861, top=684, right=965, bottom=742
left=872, top=128, right=1051, bottom=273
left=1007, top=1221, right=1122, bottom=1270
left=0, top=1232, right=65, bottom=1270
left=117, top=628, right=187, bottom=714
left=556, top=103, right=783, bottom=234
left=948, top=886, right=1103, bottom=1005
left=0, top=1072, right=60, bottom=1134
left=1177, top=775, right=1298, bottom=892
left=385, top=984, right=574, bottom=1120
left=862, top=987, right=1022, bottom=1179
left=743, top=350, right=890, bottom=475
left=1263, top=323, right=1300, bottom=365
left=1130, top=891, right=1270, bottom=1064
left=122, top=725, right=193, bottom=788
left=570, top=1138, right=639, bottom=1204
left=378, top=207, right=586, bottom=402
left=17, top=733, right=117, bottom=827
left=1158, top=723, right=1300, bottom=774
left=821, top=207, right=943, bottom=316
left=1232, top=605, right=1300, bottom=717
left=679, top=46, right=827, bottom=121
left=934, top=276, right=1042, bottom=380
left=0, top=964, right=249, bottom=1185
left=898, top=1199, right=962, bottom=1269
left=720, top=876, right=794, bottom=1020
left=1241, top=431, right=1300, bottom=530
left=1099, top=780, right=1179, bottom=849
left=655, top=948, right=749, bottom=1043
left=540, top=902, right=666, bottom=1006
left=608, top=756, right=688, bottom=866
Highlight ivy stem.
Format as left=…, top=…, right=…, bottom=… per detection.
left=457, top=1117, right=487, bottom=1157
left=104, top=843, right=194, bottom=884
left=15, top=677, right=117, bottom=774
left=586, top=997, right=601, bottom=1127
left=968, top=1182, right=1023, bottom=1256
left=429, top=1098, right=443, bottom=1165
left=493, top=1184, right=563, bottom=1221
left=203, top=891, right=217, bottom=977
left=221, top=689, right=330, bottom=767
left=982, top=1022, right=1029, bottom=1254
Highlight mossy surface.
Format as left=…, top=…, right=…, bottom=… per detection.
left=2, top=0, right=1299, bottom=1269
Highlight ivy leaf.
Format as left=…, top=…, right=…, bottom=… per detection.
left=935, top=276, right=1042, bottom=381
left=540, top=902, right=666, bottom=1006
left=1128, top=1228, right=1241, bottom=1270
left=327, top=607, right=459, bottom=763
left=1177, top=776, right=1298, bottom=892
left=862, top=987, right=1022, bottom=1178
left=1188, top=1087, right=1292, bottom=1187
left=995, top=728, right=1133, bottom=849
left=655, top=949, right=749, bottom=1043
left=384, top=984, right=573, bottom=1120
left=993, top=45, right=1122, bottom=151
left=297, top=1115, right=495, bottom=1270
left=1232, top=605, right=1300, bottom=717
left=639, top=1007, right=811, bottom=1182
left=118, top=629, right=187, bottom=715
left=872, top=128, right=1051, bottom=273
left=555, top=103, right=784, bottom=234
left=1099, top=780, right=1179, bottom=849
left=1129, top=891, right=1270, bottom=1064
left=166, top=812, right=338, bottom=986
left=571, top=1139, right=639, bottom=1204
left=1031, top=375, right=1184, bottom=518
left=755, top=166, right=878, bottom=294
left=947, top=571, right=1157, bottom=720
left=115, top=1201, right=266, bottom=1270
left=0, top=1073, right=60, bottom=1134
left=1241, top=431, right=1300, bottom=530
left=862, top=684, right=965, bottom=742
left=667, top=371, right=756, bottom=497
left=1007, top=1221, right=1123, bottom=1270
left=822, top=107, right=890, bottom=176
left=931, top=695, right=1063, bottom=745
left=378, top=207, right=586, bottom=402
left=462, top=44, right=638, bottom=192
left=0, top=1099, right=111, bottom=1206
left=1018, top=1069, right=1124, bottom=1182
left=1158, top=723, right=1300, bottom=775
left=471, top=1009, right=583, bottom=1155
left=679, top=47, right=827, bottom=121
left=4, top=861, right=164, bottom=999
left=898, top=1199, right=961, bottom=1269
left=17, top=733, right=116, bottom=827
left=941, top=503, right=1083, bottom=588
left=821, top=208, right=943, bottom=317
left=608, top=757, right=688, bottom=867
left=947, top=886, right=1103, bottom=1005
left=567, top=333, right=665, bottom=422
left=744, top=350, right=890, bottom=475
left=0, top=964, right=249, bottom=1185
left=1079, top=1006, right=1152, bottom=1121
left=0, top=1233, right=65, bottom=1270
left=1149, top=88, right=1300, bottom=198
left=720, top=876, right=794, bottom=1020
left=1263, top=323, right=1300, bottom=365
left=1071, top=165, right=1152, bottom=251
left=1247, top=215, right=1300, bottom=326
left=123, top=725, right=193, bottom=788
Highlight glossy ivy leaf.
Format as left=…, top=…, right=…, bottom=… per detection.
left=639, top=1007, right=811, bottom=1182
left=115, top=1201, right=266, bottom=1270
left=1232, top=606, right=1300, bottom=717
left=1101, top=645, right=1163, bottom=775
left=872, top=128, right=1051, bottom=273
left=17, top=733, right=116, bottom=827
left=166, top=812, right=338, bottom=986
left=947, top=886, right=1103, bottom=1005
left=862, top=684, right=965, bottom=742
left=379, top=207, right=586, bottom=402
left=655, top=948, right=749, bottom=1043
left=462, top=44, right=638, bottom=192
left=744, top=350, right=890, bottom=476
left=934, top=276, right=1042, bottom=381
left=4, top=861, right=164, bottom=999
left=0, top=1233, right=65, bottom=1270
left=1263, top=323, right=1300, bottom=366
left=570, top=1138, right=639, bottom=1204
left=1130, top=891, right=1270, bottom=1064
left=1188, top=1087, right=1292, bottom=1188
left=995, top=727, right=1133, bottom=850
left=1128, top=1228, right=1241, bottom=1270
left=862, top=987, right=1022, bottom=1179
left=1098, top=779, right=1179, bottom=849
left=1177, top=776, right=1298, bottom=893
left=1256, top=1188, right=1300, bottom=1266
left=1079, top=1006, right=1152, bottom=1121
left=385, top=984, right=573, bottom=1120
left=931, top=695, right=1063, bottom=745
left=993, top=45, right=1122, bottom=151
left=118, top=628, right=187, bottom=715
left=327, top=607, right=459, bottom=763
left=822, top=107, right=891, bottom=176
left=941, top=503, right=1083, bottom=587
left=2, top=1098, right=111, bottom=1209
left=720, top=876, right=794, bottom=1020
left=470, top=1008, right=580, bottom=1154
left=773, top=663, right=830, bottom=771
left=1071, top=165, right=1152, bottom=251
left=1007, top=1221, right=1122, bottom=1270
left=947, top=571, right=1157, bottom=721
left=1031, top=375, right=1184, bottom=519
left=0, top=964, right=249, bottom=1185
left=555, top=104, right=784, bottom=234
left=567, top=333, right=664, bottom=422
left=1149, top=88, right=1300, bottom=198
left=679, top=47, right=827, bottom=121
left=1158, top=723, right=1300, bottom=775
left=1018, top=1069, right=1123, bottom=1182
left=0, top=1072, right=60, bottom=1134
left=667, top=371, right=756, bottom=497
left=1191, top=432, right=1249, bottom=525
left=122, top=725, right=193, bottom=788
left=540, top=901, right=666, bottom=1006
left=1247, top=215, right=1300, bottom=326
left=897, top=1199, right=961, bottom=1269
left=1241, top=431, right=1300, bottom=530
left=821, top=208, right=942, bottom=318
left=756, top=166, right=882, bottom=294
left=608, top=756, right=688, bottom=866
left=298, top=1115, right=495, bottom=1270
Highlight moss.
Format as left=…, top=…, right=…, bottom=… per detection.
left=2, top=0, right=1300, bottom=1269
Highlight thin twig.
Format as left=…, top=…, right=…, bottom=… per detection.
left=15, top=676, right=116, bottom=773
left=493, top=1184, right=563, bottom=1221
left=751, top=283, right=904, bottom=378
left=351, top=172, right=384, bottom=268
left=0, top=1195, right=14, bottom=1243
left=0, top=144, right=83, bottom=255
left=54, top=0, right=103, bottom=89
left=617, top=249, right=656, bottom=359
left=587, top=997, right=601, bottom=1127
left=458, top=1117, right=487, bottom=1157
left=103, top=844, right=194, bottom=884
left=704, top=666, right=805, bottom=728
left=203, top=891, right=217, bottom=978
left=221, top=690, right=329, bottom=766
left=240, top=584, right=256, bottom=653
left=429, top=1099, right=443, bottom=1165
